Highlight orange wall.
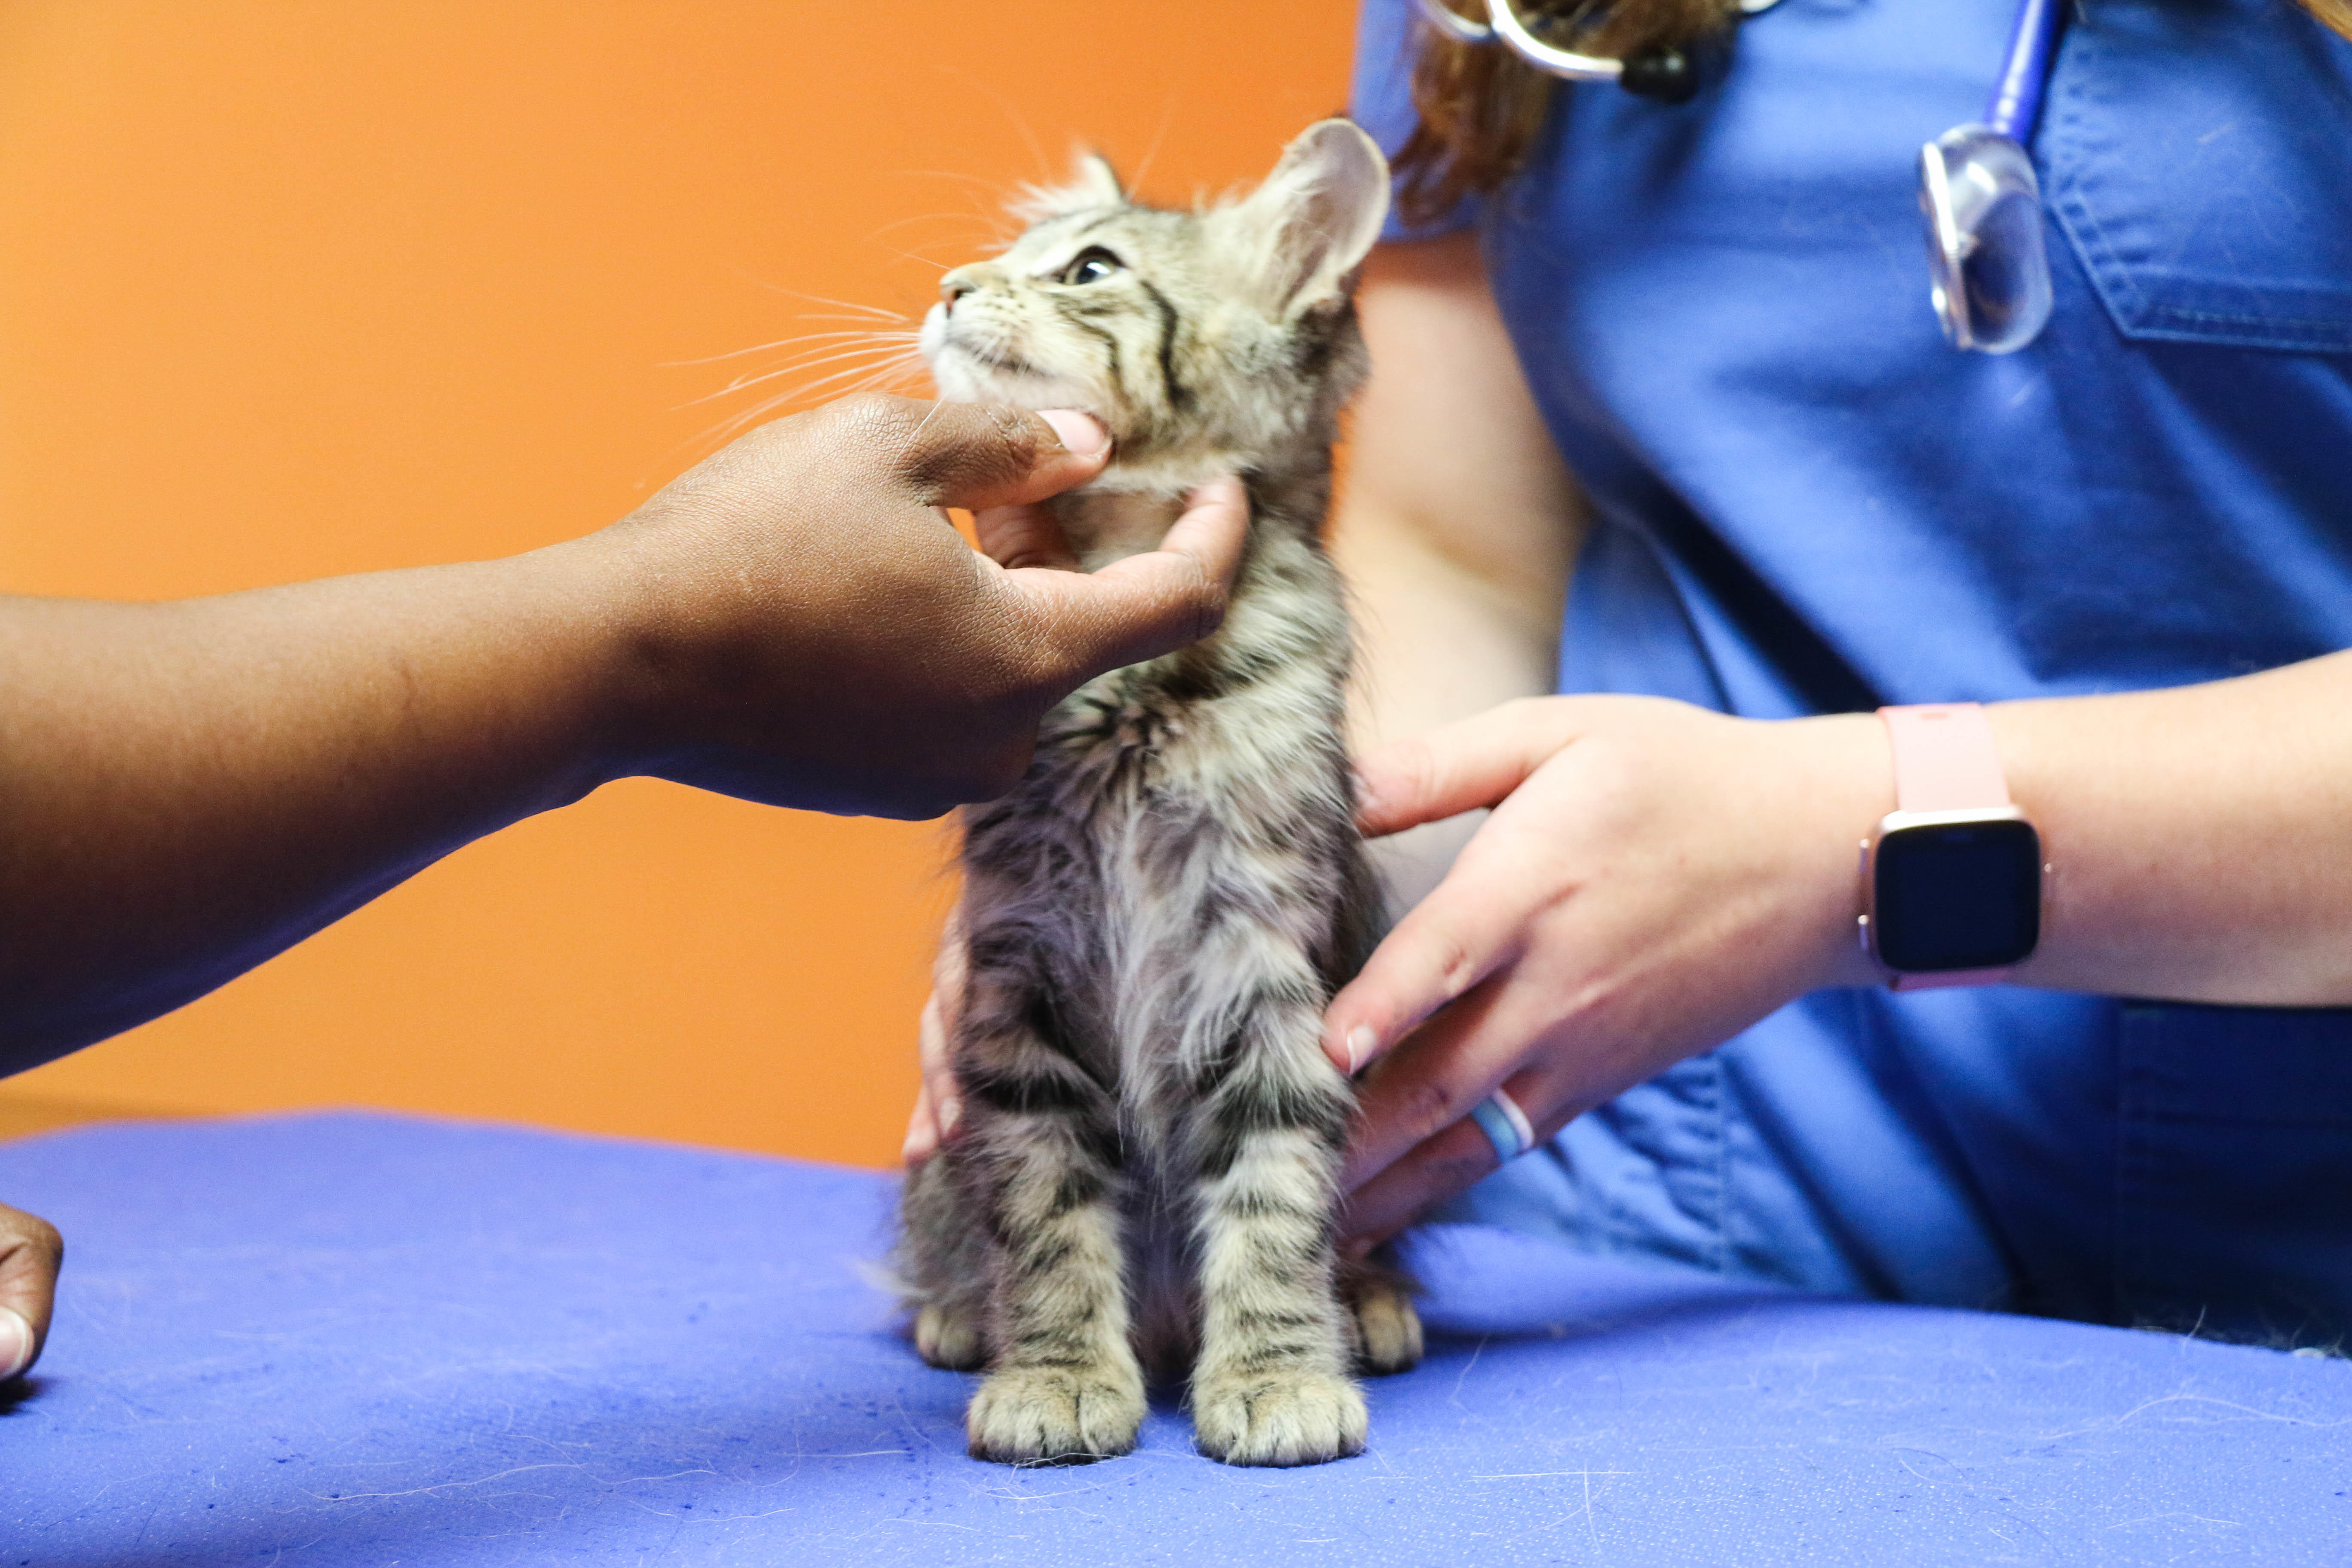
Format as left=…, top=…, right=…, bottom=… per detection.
left=0, top=1, right=1363, bottom=1164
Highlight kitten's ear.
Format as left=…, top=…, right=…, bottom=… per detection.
left=1010, top=149, right=1127, bottom=224
left=1228, top=119, right=1391, bottom=316
left=1071, top=151, right=1125, bottom=208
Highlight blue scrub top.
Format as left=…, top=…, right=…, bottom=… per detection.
left=1351, top=0, right=2352, bottom=1340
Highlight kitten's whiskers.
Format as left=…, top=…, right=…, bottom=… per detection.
left=662, top=312, right=930, bottom=466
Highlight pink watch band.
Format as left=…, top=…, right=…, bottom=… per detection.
left=1877, top=703, right=2017, bottom=991
left=1880, top=703, right=2012, bottom=813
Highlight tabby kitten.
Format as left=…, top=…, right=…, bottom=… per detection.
left=895, top=120, right=1421, bottom=1470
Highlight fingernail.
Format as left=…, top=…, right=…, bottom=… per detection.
left=0, top=1308, right=31, bottom=1381
left=1344, top=1026, right=1376, bottom=1075
left=938, top=1097, right=963, bottom=1139
left=1038, top=409, right=1110, bottom=459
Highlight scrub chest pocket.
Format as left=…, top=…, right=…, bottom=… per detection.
left=2044, top=0, right=2352, bottom=355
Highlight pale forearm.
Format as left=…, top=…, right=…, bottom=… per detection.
left=1995, top=650, right=2352, bottom=1004
left=1782, top=653, right=2352, bottom=1004
left=1337, top=507, right=1562, bottom=747
left=1337, top=233, right=1581, bottom=747
left=1335, top=234, right=1584, bottom=910
left=1336, top=508, right=1562, bottom=911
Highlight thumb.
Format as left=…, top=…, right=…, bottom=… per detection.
left=1354, top=699, right=1580, bottom=837
left=1002, top=475, right=1249, bottom=682
left=0, top=1201, right=62, bottom=1381
left=870, top=397, right=1112, bottom=511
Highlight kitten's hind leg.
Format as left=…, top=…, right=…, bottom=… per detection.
left=958, top=973, right=1145, bottom=1465
left=1343, top=1244, right=1424, bottom=1376
left=894, top=1156, right=989, bottom=1370
left=1184, top=959, right=1367, bottom=1467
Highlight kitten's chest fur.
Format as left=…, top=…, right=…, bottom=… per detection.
left=1040, top=474, right=1350, bottom=823
left=971, top=464, right=1367, bottom=1038
left=956, top=469, right=1375, bottom=1363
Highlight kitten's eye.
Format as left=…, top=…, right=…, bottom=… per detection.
left=1059, top=246, right=1124, bottom=286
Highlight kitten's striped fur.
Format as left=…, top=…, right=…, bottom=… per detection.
left=897, top=121, right=1420, bottom=1469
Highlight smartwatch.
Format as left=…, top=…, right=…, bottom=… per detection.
left=1859, top=703, right=2047, bottom=990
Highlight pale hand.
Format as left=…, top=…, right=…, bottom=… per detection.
left=1320, top=696, right=1890, bottom=1249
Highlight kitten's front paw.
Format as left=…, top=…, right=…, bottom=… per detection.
left=1191, top=1368, right=1367, bottom=1467
left=1353, top=1280, right=1424, bottom=1375
left=966, top=1364, right=1145, bottom=1466
left=914, top=1303, right=986, bottom=1371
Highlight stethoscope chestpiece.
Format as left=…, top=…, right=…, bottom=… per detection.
left=1917, top=0, right=2068, bottom=354
left=1918, top=125, right=2053, bottom=354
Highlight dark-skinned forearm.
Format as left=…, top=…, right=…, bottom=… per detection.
left=0, top=397, right=1244, bottom=1076
left=0, top=543, right=625, bottom=1071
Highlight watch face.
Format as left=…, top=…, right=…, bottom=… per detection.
left=1873, top=818, right=2043, bottom=973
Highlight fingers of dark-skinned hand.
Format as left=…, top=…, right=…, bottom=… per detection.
left=997, top=475, right=1248, bottom=686
left=592, top=397, right=1130, bottom=818
left=820, top=396, right=1112, bottom=514
left=640, top=396, right=1103, bottom=536
left=0, top=1200, right=63, bottom=1381
left=607, top=398, right=1242, bottom=819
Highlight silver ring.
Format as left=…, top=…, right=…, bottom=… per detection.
left=1467, top=1087, right=1538, bottom=1163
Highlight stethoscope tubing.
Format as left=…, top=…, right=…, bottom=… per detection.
left=1984, top=0, right=2066, bottom=140
left=1413, top=0, right=1622, bottom=83
left=1411, top=0, right=1789, bottom=84
left=1482, top=0, right=1623, bottom=84
left=1413, top=0, right=2073, bottom=352
left=1414, top=0, right=2056, bottom=114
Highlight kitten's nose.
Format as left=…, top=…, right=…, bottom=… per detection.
left=939, top=266, right=980, bottom=311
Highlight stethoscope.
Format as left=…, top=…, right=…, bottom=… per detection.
left=1411, top=0, right=2069, bottom=353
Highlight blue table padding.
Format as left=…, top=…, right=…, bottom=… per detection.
left=3, top=1112, right=2347, bottom=1565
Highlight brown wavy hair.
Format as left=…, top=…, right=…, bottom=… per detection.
left=1396, top=0, right=2352, bottom=226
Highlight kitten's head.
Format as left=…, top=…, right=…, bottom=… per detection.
left=919, top=119, right=1390, bottom=491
